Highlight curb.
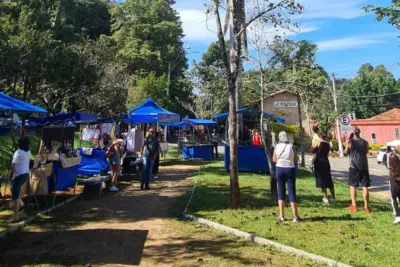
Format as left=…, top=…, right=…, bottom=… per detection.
left=184, top=213, right=352, bottom=267
left=0, top=194, right=79, bottom=240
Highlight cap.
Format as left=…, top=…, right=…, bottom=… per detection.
left=354, top=127, right=361, bottom=133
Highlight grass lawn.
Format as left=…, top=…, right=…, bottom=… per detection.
left=188, top=161, right=398, bottom=267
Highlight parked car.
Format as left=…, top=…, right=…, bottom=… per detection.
left=377, top=146, right=387, bottom=164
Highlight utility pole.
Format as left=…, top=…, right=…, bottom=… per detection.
left=331, top=73, right=344, bottom=158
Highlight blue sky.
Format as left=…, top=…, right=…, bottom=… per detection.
left=174, top=0, right=400, bottom=78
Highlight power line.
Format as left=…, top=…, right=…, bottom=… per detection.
left=347, top=92, right=400, bottom=98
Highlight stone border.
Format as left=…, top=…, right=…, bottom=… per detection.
left=0, top=194, right=79, bottom=240
left=184, top=213, right=352, bottom=267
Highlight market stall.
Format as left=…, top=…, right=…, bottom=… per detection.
left=124, top=98, right=180, bottom=168
left=0, top=93, right=47, bottom=199
left=27, top=112, right=99, bottom=192
left=166, top=119, right=217, bottom=160
left=214, top=108, right=284, bottom=173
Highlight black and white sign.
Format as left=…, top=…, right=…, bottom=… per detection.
left=340, top=115, right=351, bottom=132
left=273, top=101, right=298, bottom=108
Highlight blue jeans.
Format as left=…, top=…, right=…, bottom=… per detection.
left=141, top=157, right=154, bottom=188
left=276, top=167, right=297, bottom=203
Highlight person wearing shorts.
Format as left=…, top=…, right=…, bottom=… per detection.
left=346, top=127, right=370, bottom=213
left=9, top=137, right=31, bottom=223
left=387, top=145, right=400, bottom=224
left=107, top=139, right=124, bottom=192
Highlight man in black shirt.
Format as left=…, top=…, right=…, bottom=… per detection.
left=140, top=128, right=159, bottom=190
left=346, top=127, right=370, bottom=213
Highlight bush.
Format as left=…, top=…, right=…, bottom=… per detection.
left=332, top=139, right=338, bottom=151
left=272, top=123, right=301, bottom=144
left=369, top=144, right=383, bottom=151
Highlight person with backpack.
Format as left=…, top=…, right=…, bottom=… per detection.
left=141, top=128, right=159, bottom=190
left=387, top=145, right=400, bottom=224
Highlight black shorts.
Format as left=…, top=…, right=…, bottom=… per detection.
left=348, top=168, right=370, bottom=187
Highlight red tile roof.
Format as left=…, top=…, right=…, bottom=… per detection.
left=368, top=108, right=400, bottom=121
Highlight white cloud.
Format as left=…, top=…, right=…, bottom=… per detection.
left=297, top=0, right=367, bottom=20
left=316, top=33, right=397, bottom=51
left=178, top=9, right=219, bottom=43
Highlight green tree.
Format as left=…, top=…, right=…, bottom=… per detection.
left=111, top=0, right=190, bottom=113
left=365, top=1, right=400, bottom=31
left=343, top=64, right=399, bottom=119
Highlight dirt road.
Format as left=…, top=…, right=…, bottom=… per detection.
left=0, top=162, right=321, bottom=267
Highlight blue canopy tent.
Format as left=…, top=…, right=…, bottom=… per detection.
left=213, top=108, right=285, bottom=123
left=213, top=108, right=285, bottom=174
left=162, top=119, right=217, bottom=128
left=26, top=112, right=99, bottom=126
left=125, top=98, right=180, bottom=124
left=0, top=92, right=47, bottom=113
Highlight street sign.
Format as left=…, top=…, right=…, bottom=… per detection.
left=340, top=114, right=351, bottom=132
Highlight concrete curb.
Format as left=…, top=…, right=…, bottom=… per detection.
left=0, top=194, right=79, bottom=240
left=184, top=213, right=352, bottom=267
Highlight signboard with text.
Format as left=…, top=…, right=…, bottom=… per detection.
left=273, top=101, right=298, bottom=108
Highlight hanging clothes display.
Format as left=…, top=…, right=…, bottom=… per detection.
left=81, top=128, right=100, bottom=142
left=101, top=123, right=113, bottom=135
left=126, top=128, right=144, bottom=153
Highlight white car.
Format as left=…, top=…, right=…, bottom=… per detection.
left=377, top=147, right=387, bottom=164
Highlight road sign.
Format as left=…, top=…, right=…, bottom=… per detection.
left=340, top=114, right=351, bottom=132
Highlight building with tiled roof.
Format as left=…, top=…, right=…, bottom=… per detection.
left=352, top=108, right=400, bottom=145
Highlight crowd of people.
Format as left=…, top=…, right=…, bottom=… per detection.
left=105, top=127, right=163, bottom=192
left=7, top=123, right=400, bottom=226
left=274, top=125, right=400, bottom=225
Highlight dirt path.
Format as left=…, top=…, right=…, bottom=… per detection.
left=0, top=163, right=200, bottom=267
left=0, top=162, right=321, bottom=267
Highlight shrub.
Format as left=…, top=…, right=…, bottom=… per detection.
left=369, top=144, right=383, bottom=151
left=272, top=123, right=301, bottom=144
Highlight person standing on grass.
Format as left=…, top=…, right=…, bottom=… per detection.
left=9, top=137, right=30, bottom=223
left=346, top=127, right=371, bottom=213
left=106, top=139, right=124, bottom=192
left=312, top=131, right=336, bottom=205
left=386, top=145, right=400, bottom=224
left=211, top=128, right=219, bottom=159
left=273, top=131, right=302, bottom=223
left=141, top=128, right=158, bottom=190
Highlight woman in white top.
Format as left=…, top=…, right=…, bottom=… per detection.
left=9, top=137, right=31, bottom=222
left=273, top=131, right=302, bottom=223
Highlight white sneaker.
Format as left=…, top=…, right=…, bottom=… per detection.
left=109, top=186, right=119, bottom=192
left=322, top=198, right=329, bottom=204
left=393, top=217, right=400, bottom=225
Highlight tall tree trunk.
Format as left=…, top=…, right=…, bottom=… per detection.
left=236, top=63, right=243, bottom=139
left=259, top=70, right=276, bottom=193
left=214, top=0, right=242, bottom=209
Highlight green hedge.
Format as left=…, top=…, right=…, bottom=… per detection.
left=369, top=144, right=384, bottom=151
left=272, top=123, right=301, bottom=144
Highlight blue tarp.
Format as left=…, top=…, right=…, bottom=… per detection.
left=213, top=108, right=285, bottom=123
left=224, top=145, right=270, bottom=173
left=78, top=148, right=110, bottom=176
left=0, top=92, right=47, bottom=113
left=125, top=98, right=180, bottom=123
left=162, top=119, right=217, bottom=128
left=26, top=112, right=99, bottom=126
